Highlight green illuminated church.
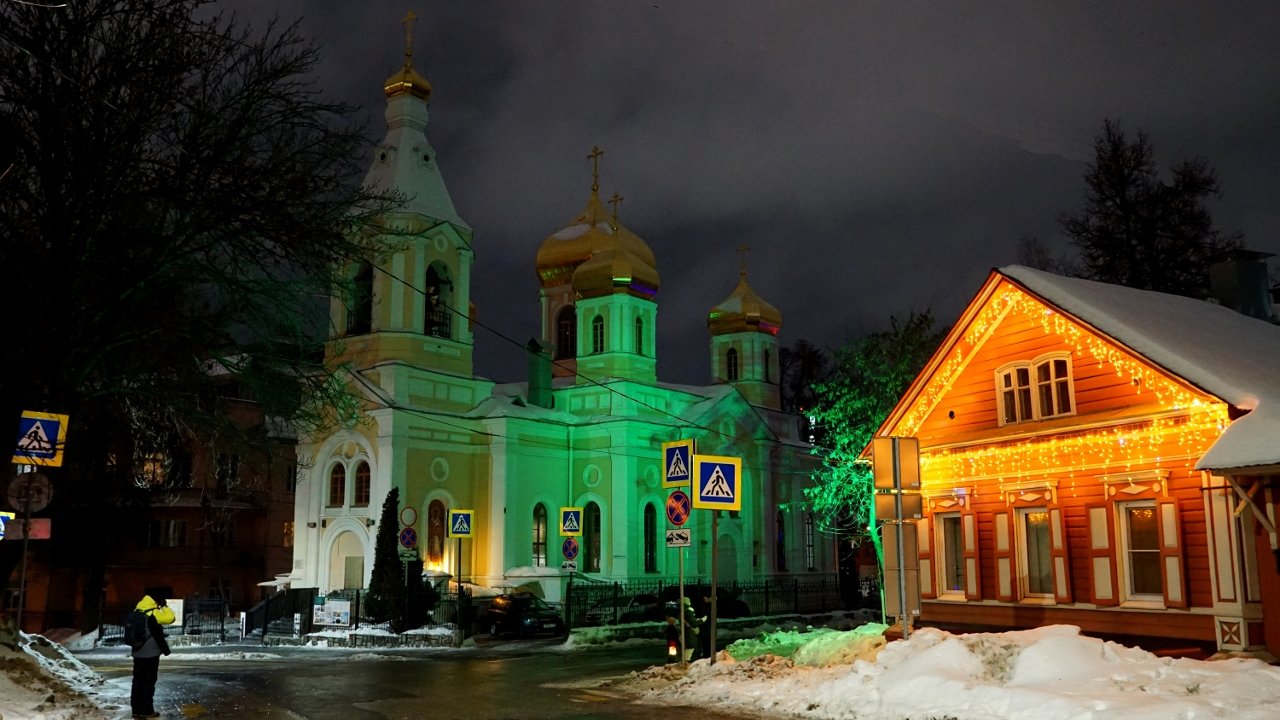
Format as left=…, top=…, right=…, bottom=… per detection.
left=289, top=27, right=830, bottom=599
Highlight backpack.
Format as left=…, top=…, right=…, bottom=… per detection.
left=123, top=610, right=148, bottom=650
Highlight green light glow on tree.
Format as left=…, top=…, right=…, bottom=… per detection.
left=805, top=310, right=945, bottom=549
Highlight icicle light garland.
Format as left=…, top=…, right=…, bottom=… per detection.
left=898, top=284, right=1209, bottom=437
left=889, top=283, right=1230, bottom=486
left=919, top=404, right=1228, bottom=483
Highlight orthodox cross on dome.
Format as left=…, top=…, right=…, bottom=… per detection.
left=401, top=10, right=418, bottom=69
left=737, top=244, right=751, bottom=277
left=587, top=146, right=604, bottom=193
left=609, top=192, right=624, bottom=230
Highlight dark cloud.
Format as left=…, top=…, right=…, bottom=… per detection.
left=217, top=1, right=1280, bottom=383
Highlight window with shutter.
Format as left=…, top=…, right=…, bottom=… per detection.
left=917, top=516, right=936, bottom=599
left=1157, top=500, right=1187, bottom=609
left=961, top=507, right=981, bottom=600
left=993, top=511, right=1015, bottom=602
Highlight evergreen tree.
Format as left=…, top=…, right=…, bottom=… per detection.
left=1060, top=119, right=1240, bottom=296
left=804, top=311, right=945, bottom=541
left=365, top=488, right=406, bottom=628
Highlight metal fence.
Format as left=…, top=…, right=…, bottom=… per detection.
left=564, top=575, right=844, bottom=629
left=96, top=597, right=232, bottom=647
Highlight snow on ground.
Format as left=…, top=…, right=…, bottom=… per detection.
left=627, top=624, right=1280, bottom=720
left=8, top=621, right=1280, bottom=719
left=0, top=633, right=126, bottom=719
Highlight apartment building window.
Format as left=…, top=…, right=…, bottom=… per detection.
left=148, top=520, right=187, bottom=548
left=215, top=453, right=239, bottom=493
left=805, top=513, right=816, bottom=571
left=775, top=510, right=787, bottom=571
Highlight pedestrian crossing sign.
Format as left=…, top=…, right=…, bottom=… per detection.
left=560, top=507, right=583, bottom=537
left=692, top=454, right=741, bottom=511
left=14, top=411, right=69, bottom=467
left=661, top=439, right=694, bottom=488
left=447, top=509, right=474, bottom=538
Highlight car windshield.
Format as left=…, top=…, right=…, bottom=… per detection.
left=518, top=595, right=551, bottom=610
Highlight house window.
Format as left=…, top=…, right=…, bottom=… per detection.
left=348, top=261, right=373, bottom=335
left=775, top=510, right=787, bottom=571
left=805, top=513, right=816, bottom=571
left=210, top=521, right=234, bottom=549
left=1017, top=509, right=1053, bottom=597
left=148, top=520, right=187, bottom=548
left=939, top=514, right=965, bottom=595
left=532, top=504, right=548, bottom=567
left=643, top=504, right=657, bottom=572
left=353, top=461, right=371, bottom=507
left=591, top=315, right=605, bottom=354
left=284, top=464, right=297, bottom=494
left=726, top=348, right=740, bottom=382
left=283, top=521, right=294, bottom=548
left=327, top=465, right=345, bottom=507
left=997, top=353, right=1074, bottom=425
left=555, top=306, right=577, bottom=360
left=1120, top=501, right=1162, bottom=598
left=635, top=316, right=644, bottom=355
left=583, top=502, right=602, bottom=573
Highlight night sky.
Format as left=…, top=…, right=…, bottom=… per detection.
left=218, top=1, right=1280, bottom=385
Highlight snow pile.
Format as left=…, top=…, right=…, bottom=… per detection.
left=725, top=623, right=887, bottom=666
left=642, top=624, right=1280, bottom=720
left=0, top=633, right=122, bottom=719
left=402, top=625, right=456, bottom=637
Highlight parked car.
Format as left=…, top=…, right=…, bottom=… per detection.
left=585, top=593, right=668, bottom=625
left=486, top=593, right=566, bottom=638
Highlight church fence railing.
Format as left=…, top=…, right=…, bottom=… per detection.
left=564, top=574, right=843, bottom=629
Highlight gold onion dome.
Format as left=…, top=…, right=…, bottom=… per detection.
left=535, top=190, right=659, bottom=292
left=572, top=246, right=660, bottom=300
left=384, top=63, right=431, bottom=101
left=708, top=274, right=782, bottom=336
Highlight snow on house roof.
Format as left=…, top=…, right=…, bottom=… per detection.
left=1001, top=265, right=1280, bottom=471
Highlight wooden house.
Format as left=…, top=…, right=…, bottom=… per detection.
left=871, top=265, right=1280, bottom=655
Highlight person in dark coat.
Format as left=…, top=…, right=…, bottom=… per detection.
left=679, top=596, right=701, bottom=662
left=696, top=594, right=713, bottom=660
left=128, top=594, right=175, bottom=718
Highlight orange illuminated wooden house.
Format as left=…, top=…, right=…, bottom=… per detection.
left=872, top=265, right=1280, bottom=655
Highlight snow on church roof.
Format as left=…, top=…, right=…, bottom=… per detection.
left=1001, top=265, right=1280, bottom=471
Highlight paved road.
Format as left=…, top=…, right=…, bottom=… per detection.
left=84, top=639, right=751, bottom=720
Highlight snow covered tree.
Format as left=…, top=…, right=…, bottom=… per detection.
left=1061, top=119, right=1239, bottom=296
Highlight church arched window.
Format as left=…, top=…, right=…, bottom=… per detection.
left=583, top=502, right=602, bottom=572
left=643, top=503, right=657, bottom=572
left=635, top=316, right=644, bottom=356
left=591, top=315, right=605, bottom=354
left=532, top=503, right=548, bottom=567
left=776, top=509, right=787, bottom=571
left=327, top=465, right=346, bottom=508
left=347, top=262, right=373, bottom=335
left=726, top=348, right=740, bottom=382
left=764, top=348, right=771, bottom=382
left=424, top=262, right=453, bottom=339
left=555, top=306, right=577, bottom=360
left=353, top=461, right=370, bottom=507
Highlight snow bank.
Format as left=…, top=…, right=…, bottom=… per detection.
left=0, top=633, right=122, bottom=719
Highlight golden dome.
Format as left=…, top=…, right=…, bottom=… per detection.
left=384, top=63, right=431, bottom=101
left=535, top=190, right=658, bottom=289
left=571, top=246, right=660, bottom=300
left=708, top=274, right=782, bottom=336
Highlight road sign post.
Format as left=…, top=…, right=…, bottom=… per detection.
left=691, top=454, right=742, bottom=665
left=872, top=436, right=922, bottom=640
left=447, top=509, right=474, bottom=584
